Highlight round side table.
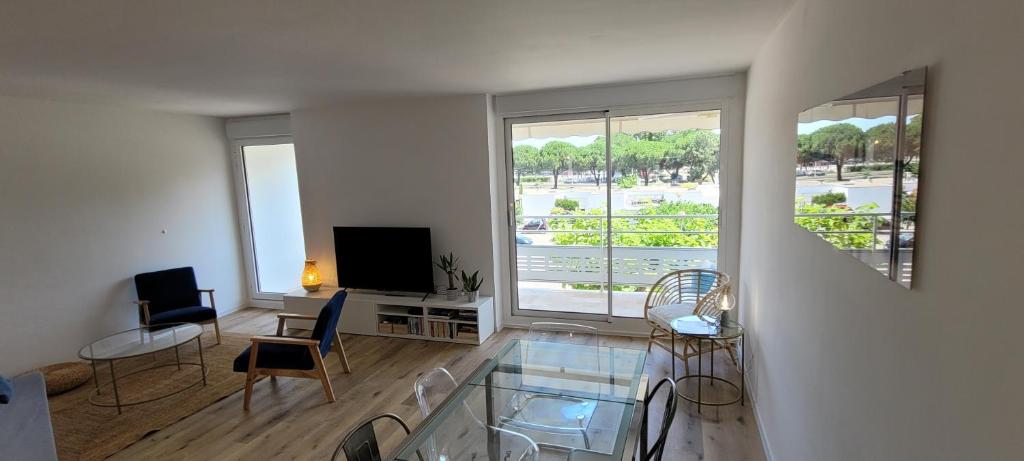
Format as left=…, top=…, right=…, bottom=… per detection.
left=670, top=315, right=745, bottom=413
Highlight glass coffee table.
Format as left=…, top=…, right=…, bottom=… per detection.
left=78, top=323, right=208, bottom=414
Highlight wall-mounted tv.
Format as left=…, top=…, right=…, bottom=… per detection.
left=333, top=226, right=435, bottom=294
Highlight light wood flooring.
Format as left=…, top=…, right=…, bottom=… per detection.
left=110, top=307, right=766, bottom=460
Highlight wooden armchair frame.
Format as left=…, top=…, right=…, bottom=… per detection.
left=242, top=312, right=351, bottom=411
left=643, top=269, right=737, bottom=377
left=134, top=288, right=222, bottom=344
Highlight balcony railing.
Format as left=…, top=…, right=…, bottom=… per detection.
left=515, top=212, right=913, bottom=288
left=516, top=213, right=717, bottom=287
left=794, top=211, right=916, bottom=251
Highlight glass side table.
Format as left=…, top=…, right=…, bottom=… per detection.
left=670, top=315, right=745, bottom=413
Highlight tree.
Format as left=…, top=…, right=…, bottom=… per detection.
left=797, top=133, right=821, bottom=167
left=663, top=129, right=698, bottom=179
left=633, top=131, right=665, bottom=142
left=865, top=123, right=896, bottom=163
left=610, top=133, right=636, bottom=177
left=809, top=123, right=866, bottom=181
left=904, top=114, right=922, bottom=164
left=512, top=144, right=539, bottom=185
left=678, top=130, right=720, bottom=183
left=549, top=201, right=720, bottom=248
left=795, top=200, right=878, bottom=249
left=574, top=138, right=605, bottom=186
left=624, top=140, right=668, bottom=186
left=539, top=140, right=577, bottom=189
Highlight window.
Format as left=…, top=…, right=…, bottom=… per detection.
left=235, top=138, right=306, bottom=299
left=506, top=109, right=723, bottom=319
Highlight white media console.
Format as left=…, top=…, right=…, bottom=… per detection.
left=282, top=288, right=495, bottom=345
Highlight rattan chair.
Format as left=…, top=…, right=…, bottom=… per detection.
left=643, top=269, right=735, bottom=378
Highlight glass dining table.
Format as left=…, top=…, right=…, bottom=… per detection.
left=393, top=339, right=648, bottom=461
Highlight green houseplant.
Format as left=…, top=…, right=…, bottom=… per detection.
left=435, top=252, right=461, bottom=300
left=460, top=270, right=484, bottom=302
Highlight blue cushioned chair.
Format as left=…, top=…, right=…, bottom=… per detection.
left=134, top=266, right=221, bottom=344
left=233, top=290, right=352, bottom=411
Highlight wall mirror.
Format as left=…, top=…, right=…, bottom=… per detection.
left=794, top=67, right=926, bottom=288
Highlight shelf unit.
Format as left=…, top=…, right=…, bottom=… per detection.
left=283, top=288, right=495, bottom=345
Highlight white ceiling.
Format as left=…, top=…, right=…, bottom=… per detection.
left=0, top=0, right=794, bottom=117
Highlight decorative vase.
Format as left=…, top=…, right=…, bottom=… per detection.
left=446, top=288, right=460, bottom=301
left=466, top=291, right=479, bottom=302
left=301, top=260, right=322, bottom=292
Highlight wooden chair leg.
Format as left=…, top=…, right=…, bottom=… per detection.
left=333, top=331, right=351, bottom=373
left=213, top=318, right=222, bottom=345
left=309, top=346, right=335, bottom=403
left=243, top=344, right=259, bottom=411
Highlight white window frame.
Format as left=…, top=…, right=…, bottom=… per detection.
left=495, top=97, right=742, bottom=335
left=230, top=135, right=302, bottom=307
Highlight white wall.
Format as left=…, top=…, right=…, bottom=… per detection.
left=0, top=96, right=247, bottom=376
left=741, top=0, right=1024, bottom=459
left=291, top=95, right=497, bottom=301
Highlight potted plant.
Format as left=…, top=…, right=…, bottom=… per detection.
left=435, top=252, right=461, bottom=300
left=461, top=270, right=484, bottom=302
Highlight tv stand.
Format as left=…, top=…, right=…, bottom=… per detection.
left=283, top=288, right=495, bottom=345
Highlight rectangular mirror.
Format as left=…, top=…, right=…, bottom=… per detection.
left=795, top=68, right=926, bottom=288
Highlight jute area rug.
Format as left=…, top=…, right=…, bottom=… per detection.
left=49, top=333, right=258, bottom=461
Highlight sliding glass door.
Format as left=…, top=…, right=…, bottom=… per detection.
left=234, top=137, right=307, bottom=301
left=508, top=113, right=610, bottom=318
left=507, top=109, right=723, bottom=320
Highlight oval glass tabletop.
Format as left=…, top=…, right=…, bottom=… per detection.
left=78, top=323, right=204, bottom=360
left=670, top=315, right=744, bottom=339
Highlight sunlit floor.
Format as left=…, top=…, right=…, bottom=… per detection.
left=111, top=308, right=766, bottom=460
left=517, top=282, right=647, bottom=318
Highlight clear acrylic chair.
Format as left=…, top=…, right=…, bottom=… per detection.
left=414, top=367, right=485, bottom=461
left=436, top=424, right=539, bottom=461
left=413, top=367, right=459, bottom=418
left=496, top=322, right=602, bottom=453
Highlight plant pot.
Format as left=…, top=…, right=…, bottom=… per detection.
left=466, top=291, right=479, bottom=302
left=445, top=288, right=461, bottom=301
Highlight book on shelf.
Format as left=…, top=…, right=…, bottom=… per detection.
left=455, top=324, right=478, bottom=340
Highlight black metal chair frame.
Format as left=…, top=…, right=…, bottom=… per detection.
left=638, top=378, right=678, bottom=461
left=332, top=413, right=424, bottom=461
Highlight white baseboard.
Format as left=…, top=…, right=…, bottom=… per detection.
left=746, top=374, right=774, bottom=461
left=500, top=319, right=649, bottom=338
left=247, top=299, right=283, bottom=310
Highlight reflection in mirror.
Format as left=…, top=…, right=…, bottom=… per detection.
left=795, top=68, right=925, bottom=288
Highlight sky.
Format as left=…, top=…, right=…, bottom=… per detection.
left=797, top=116, right=896, bottom=135
left=513, top=135, right=599, bottom=148
left=511, top=128, right=722, bottom=148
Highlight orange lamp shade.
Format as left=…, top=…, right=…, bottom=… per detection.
left=301, top=260, right=322, bottom=292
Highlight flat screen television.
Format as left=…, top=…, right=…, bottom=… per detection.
left=333, top=226, right=435, bottom=294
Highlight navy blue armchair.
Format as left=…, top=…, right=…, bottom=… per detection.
left=233, top=290, right=352, bottom=411
left=134, top=266, right=221, bottom=344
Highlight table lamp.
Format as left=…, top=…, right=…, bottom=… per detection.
left=301, top=260, right=322, bottom=292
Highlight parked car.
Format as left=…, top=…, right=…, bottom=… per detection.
left=887, top=233, right=915, bottom=249
left=521, top=218, right=548, bottom=231
left=515, top=234, right=533, bottom=245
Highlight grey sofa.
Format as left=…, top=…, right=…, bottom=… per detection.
left=0, top=372, right=58, bottom=460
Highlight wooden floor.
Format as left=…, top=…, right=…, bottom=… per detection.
left=110, top=307, right=766, bottom=460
